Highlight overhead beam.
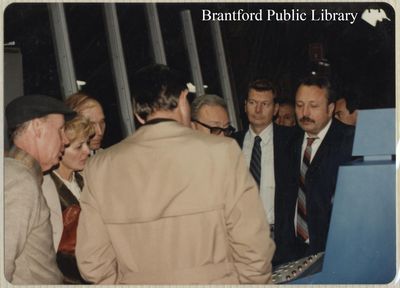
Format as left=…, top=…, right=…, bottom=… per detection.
left=210, top=21, right=238, bottom=129
left=48, top=3, right=78, bottom=99
left=181, top=10, right=204, bottom=96
left=103, top=3, right=135, bottom=136
left=145, top=3, right=167, bottom=65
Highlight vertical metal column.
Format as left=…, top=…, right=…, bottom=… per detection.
left=145, top=3, right=167, bottom=65
left=181, top=10, right=204, bottom=96
left=210, top=22, right=238, bottom=129
left=48, top=3, right=78, bottom=99
left=103, top=3, right=135, bottom=136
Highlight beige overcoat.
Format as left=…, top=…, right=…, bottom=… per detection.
left=76, top=121, right=275, bottom=284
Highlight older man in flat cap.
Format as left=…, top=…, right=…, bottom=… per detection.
left=4, top=94, right=76, bottom=284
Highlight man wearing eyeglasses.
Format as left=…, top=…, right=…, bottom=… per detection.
left=191, top=94, right=235, bottom=137
left=232, top=79, right=297, bottom=244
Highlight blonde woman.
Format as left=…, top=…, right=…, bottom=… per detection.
left=42, top=115, right=94, bottom=284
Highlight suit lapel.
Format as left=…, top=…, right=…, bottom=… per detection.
left=232, top=130, right=246, bottom=149
left=293, top=133, right=304, bottom=177
left=307, top=120, right=337, bottom=174
left=238, top=130, right=246, bottom=148
left=273, top=124, right=278, bottom=160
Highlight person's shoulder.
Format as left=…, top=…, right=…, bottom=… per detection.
left=274, top=123, right=301, bottom=134
left=42, top=173, right=57, bottom=190
left=274, top=123, right=303, bottom=142
left=5, top=158, right=41, bottom=199
left=87, top=138, right=127, bottom=162
left=231, top=130, right=247, bottom=139
left=5, top=157, right=35, bottom=180
left=181, top=129, right=242, bottom=158
left=332, top=118, right=355, bottom=137
left=192, top=128, right=237, bottom=145
left=230, top=129, right=247, bottom=146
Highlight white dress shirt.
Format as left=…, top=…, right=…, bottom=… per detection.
left=299, top=119, right=332, bottom=166
left=243, top=124, right=275, bottom=225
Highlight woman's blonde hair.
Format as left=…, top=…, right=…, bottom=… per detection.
left=65, top=92, right=101, bottom=114
left=64, top=115, right=95, bottom=143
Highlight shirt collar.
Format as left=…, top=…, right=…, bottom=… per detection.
left=249, top=123, right=273, bottom=143
left=53, top=170, right=74, bottom=183
left=304, top=118, right=332, bottom=141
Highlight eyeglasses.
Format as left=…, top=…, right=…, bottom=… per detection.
left=193, top=119, right=236, bottom=136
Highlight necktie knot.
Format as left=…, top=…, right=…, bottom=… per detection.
left=254, top=136, right=262, bottom=144
left=306, top=137, right=318, bottom=147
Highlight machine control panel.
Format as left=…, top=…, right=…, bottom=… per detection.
left=272, top=252, right=324, bottom=284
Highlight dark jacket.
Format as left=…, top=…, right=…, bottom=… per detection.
left=232, top=123, right=300, bottom=265
left=274, top=118, right=355, bottom=264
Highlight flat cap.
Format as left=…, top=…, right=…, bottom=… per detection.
left=6, top=94, right=77, bottom=130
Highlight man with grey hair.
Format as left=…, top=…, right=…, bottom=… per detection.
left=5, top=94, right=75, bottom=284
left=191, top=94, right=235, bottom=137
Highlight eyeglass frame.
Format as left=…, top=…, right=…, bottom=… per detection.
left=192, top=119, right=236, bottom=136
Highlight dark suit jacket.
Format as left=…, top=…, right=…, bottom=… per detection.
left=231, top=124, right=299, bottom=202
left=232, top=123, right=300, bottom=265
left=274, top=118, right=355, bottom=264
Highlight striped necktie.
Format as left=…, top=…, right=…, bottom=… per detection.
left=297, top=137, right=318, bottom=242
left=250, top=136, right=262, bottom=186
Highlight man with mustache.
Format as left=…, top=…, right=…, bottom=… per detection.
left=274, top=75, right=355, bottom=264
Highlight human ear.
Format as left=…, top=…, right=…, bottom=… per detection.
left=134, top=113, right=146, bottom=125
left=328, top=102, right=335, bottom=116
left=273, top=103, right=280, bottom=116
left=31, top=118, right=44, bottom=138
left=178, top=90, right=191, bottom=127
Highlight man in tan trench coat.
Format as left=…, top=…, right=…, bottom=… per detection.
left=75, top=64, right=275, bottom=284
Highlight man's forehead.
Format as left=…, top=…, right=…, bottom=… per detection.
left=280, top=104, right=294, bottom=111
left=336, top=98, right=346, bottom=106
left=45, top=113, right=65, bottom=126
left=200, top=111, right=228, bottom=122
left=199, top=105, right=229, bottom=122
left=46, top=113, right=65, bottom=119
left=280, top=109, right=292, bottom=115
left=81, top=107, right=105, bottom=121
left=299, top=84, right=327, bottom=92
left=247, top=89, right=274, bottom=99
left=199, top=104, right=227, bottom=114
left=296, top=85, right=328, bottom=100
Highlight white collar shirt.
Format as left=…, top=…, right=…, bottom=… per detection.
left=300, top=118, right=332, bottom=166
left=53, top=171, right=82, bottom=201
left=243, top=123, right=275, bottom=225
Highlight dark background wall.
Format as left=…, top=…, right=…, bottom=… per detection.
left=4, top=2, right=395, bottom=147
